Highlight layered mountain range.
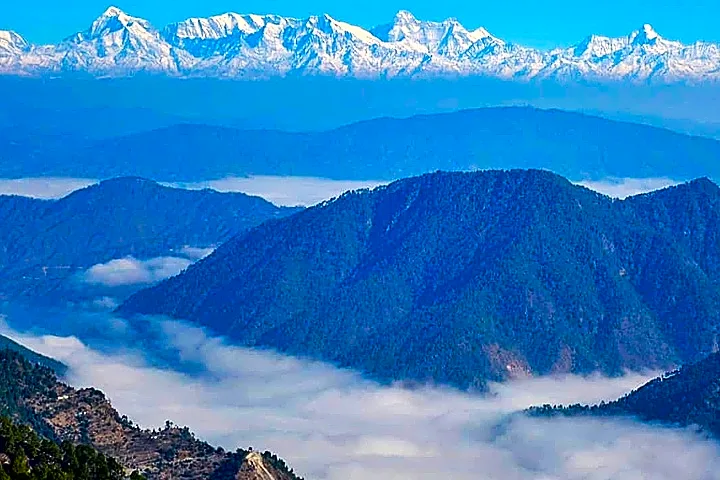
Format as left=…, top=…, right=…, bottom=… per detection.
left=1, top=6, right=720, bottom=82
left=3, top=107, right=720, bottom=182
left=120, top=170, right=720, bottom=390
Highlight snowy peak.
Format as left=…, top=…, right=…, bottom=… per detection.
left=303, top=14, right=380, bottom=44
left=0, top=8, right=719, bottom=83
left=80, top=6, right=155, bottom=41
left=101, top=6, right=125, bottom=17
left=630, top=24, right=661, bottom=44
left=623, top=23, right=682, bottom=54
left=394, top=9, right=417, bottom=23
left=570, top=24, right=680, bottom=60
left=572, top=34, right=628, bottom=58
left=0, top=30, right=27, bottom=46
left=164, top=13, right=272, bottom=41
left=371, top=10, right=496, bottom=54
left=53, top=6, right=190, bottom=75
left=0, top=31, right=27, bottom=53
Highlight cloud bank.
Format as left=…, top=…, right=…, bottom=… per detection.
left=82, top=246, right=213, bottom=287
left=2, top=316, right=718, bottom=480
left=171, top=176, right=388, bottom=207
left=177, top=246, right=215, bottom=260
left=0, top=176, right=682, bottom=206
left=0, top=177, right=96, bottom=199
left=0, top=176, right=387, bottom=207
left=576, top=177, right=680, bottom=199
left=83, top=256, right=192, bottom=287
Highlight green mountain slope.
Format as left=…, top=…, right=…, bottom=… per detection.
left=120, top=170, right=720, bottom=390
left=0, top=177, right=300, bottom=303
left=0, top=415, right=130, bottom=480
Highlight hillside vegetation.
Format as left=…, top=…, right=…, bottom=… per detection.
left=122, top=170, right=720, bottom=390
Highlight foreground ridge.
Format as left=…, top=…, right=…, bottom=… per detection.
left=0, top=348, right=303, bottom=480
left=1, top=7, right=720, bottom=82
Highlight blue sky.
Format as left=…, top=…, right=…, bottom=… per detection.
left=1, top=0, right=718, bottom=48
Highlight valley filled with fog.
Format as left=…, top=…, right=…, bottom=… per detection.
left=0, top=174, right=681, bottom=206
left=1, top=308, right=718, bottom=480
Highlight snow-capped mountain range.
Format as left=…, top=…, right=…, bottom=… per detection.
left=1, top=6, right=719, bottom=82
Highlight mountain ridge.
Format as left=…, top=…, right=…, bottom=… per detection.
left=2, top=6, right=720, bottom=82
left=119, top=169, right=720, bottom=390
left=0, top=177, right=301, bottom=303
left=5, top=107, right=720, bottom=182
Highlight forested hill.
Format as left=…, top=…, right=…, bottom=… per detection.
left=121, top=169, right=720, bottom=390
left=0, top=177, right=297, bottom=267
left=0, top=348, right=303, bottom=480
left=528, top=351, right=720, bottom=437
left=0, top=177, right=301, bottom=302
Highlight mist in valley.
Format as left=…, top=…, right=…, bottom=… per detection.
left=0, top=308, right=717, bottom=480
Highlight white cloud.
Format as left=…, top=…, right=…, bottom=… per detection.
left=0, top=176, right=387, bottom=208
left=90, top=296, right=120, bottom=310
left=83, top=256, right=192, bottom=286
left=172, top=176, right=388, bottom=207
left=177, top=246, right=215, bottom=260
left=577, top=177, right=680, bottom=199
left=0, top=177, right=96, bottom=199
left=0, top=175, right=682, bottom=206
left=2, top=317, right=718, bottom=480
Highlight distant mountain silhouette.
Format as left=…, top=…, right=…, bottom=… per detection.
left=0, top=177, right=300, bottom=302
left=3, top=107, right=720, bottom=181
left=121, top=170, right=720, bottom=389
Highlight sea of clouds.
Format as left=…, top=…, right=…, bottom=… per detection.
left=1, top=312, right=718, bottom=480
left=0, top=175, right=682, bottom=207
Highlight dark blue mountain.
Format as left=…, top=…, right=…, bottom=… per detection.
left=2, top=107, right=720, bottom=181
left=120, top=170, right=720, bottom=390
left=0, top=177, right=300, bottom=302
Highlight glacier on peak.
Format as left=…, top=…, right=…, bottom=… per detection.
left=370, top=10, right=497, bottom=55
left=0, top=7, right=719, bottom=83
left=165, top=13, right=269, bottom=41
left=78, top=6, right=154, bottom=40
left=0, top=31, right=28, bottom=51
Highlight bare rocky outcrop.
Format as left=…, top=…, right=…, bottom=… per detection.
left=24, top=378, right=302, bottom=479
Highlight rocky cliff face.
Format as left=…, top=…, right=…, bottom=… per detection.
left=29, top=385, right=301, bottom=479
